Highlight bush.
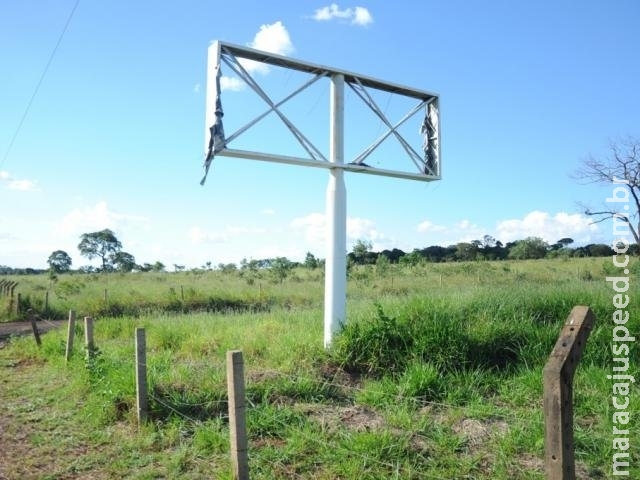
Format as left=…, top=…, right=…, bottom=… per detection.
left=333, top=304, right=413, bottom=376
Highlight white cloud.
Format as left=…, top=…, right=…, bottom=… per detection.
left=226, top=225, right=268, bottom=235
left=416, top=220, right=446, bottom=233
left=188, top=224, right=268, bottom=245
left=0, top=170, right=38, bottom=191
left=220, top=76, right=245, bottom=92
left=220, top=20, right=295, bottom=92
left=347, top=216, right=382, bottom=242
left=249, top=21, right=294, bottom=56
left=415, top=210, right=601, bottom=247
left=290, top=212, right=326, bottom=244
left=290, top=212, right=391, bottom=251
left=495, top=210, right=599, bottom=244
left=221, top=21, right=295, bottom=90
left=352, top=6, right=374, bottom=26
left=243, top=20, right=294, bottom=75
left=312, top=4, right=374, bottom=26
left=262, top=208, right=276, bottom=215
left=188, top=226, right=228, bottom=244
left=55, top=201, right=149, bottom=236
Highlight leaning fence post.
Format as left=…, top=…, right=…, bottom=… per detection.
left=543, top=305, right=595, bottom=480
left=65, top=310, right=76, bottom=362
left=28, top=309, right=41, bottom=347
left=227, top=350, right=249, bottom=480
left=84, top=316, right=95, bottom=359
left=135, top=328, right=148, bottom=425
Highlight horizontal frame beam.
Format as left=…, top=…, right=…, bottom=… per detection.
left=220, top=148, right=440, bottom=182
left=217, top=41, right=439, bottom=101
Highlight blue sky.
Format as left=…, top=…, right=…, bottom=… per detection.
left=1, top=0, right=639, bottom=270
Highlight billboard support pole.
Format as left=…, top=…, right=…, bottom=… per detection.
left=324, top=73, right=347, bottom=348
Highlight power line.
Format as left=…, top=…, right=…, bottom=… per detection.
left=0, top=0, right=81, bottom=170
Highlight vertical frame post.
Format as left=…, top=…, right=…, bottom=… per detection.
left=205, top=41, right=222, bottom=154
left=324, top=73, right=346, bottom=348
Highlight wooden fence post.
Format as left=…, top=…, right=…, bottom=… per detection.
left=227, top=350, right=249, bottom=480
left=15, top=292, right=21, bottom=315
left=65, top=310, right=76, bottom=362
left=84, top=316, right=95, bottom=359
left=135, top=328, right=148, bottom=425
left=543, top=306, right=595, bottom=480
left=28, top=309, right=41, bottom=347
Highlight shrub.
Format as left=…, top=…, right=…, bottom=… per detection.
left=333, top=304, right=413, bottom=376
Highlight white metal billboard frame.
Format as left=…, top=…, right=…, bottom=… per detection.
left=204, top=40, right=441, bottom=347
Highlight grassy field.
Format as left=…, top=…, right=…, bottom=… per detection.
left=0, top=257, right=638, bottom=479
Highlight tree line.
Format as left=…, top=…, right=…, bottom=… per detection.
left=0, top=229, right=627, bottom=277
left=348, top=236, right=628, bottom=266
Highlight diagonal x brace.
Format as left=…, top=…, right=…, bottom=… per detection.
left=222, top=53, right=327, bottom=162
left=348, top=78, right=426, bottom=172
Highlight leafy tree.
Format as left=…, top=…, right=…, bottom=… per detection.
left=587, top=243, right=614, bottom=257
left=379, top=248, right=405, bottom=263
left=479, top=235, right=506, bottom=260
left=420, top=245, right=456, bottom=262
left=552, top=237, right=574, bottom=250
left=240, top=258, right=260, bottom=272
left=399, top=249, right=424, bottom=267
left=78, top=229, right=122, bottom=271
left=47, top=250, right=72, bottom=273
left=375, top=253, right=390, bottom=276
left=455, top=242, right=478, bottom=261
left=507, top=237, right=549, bottom=260
left=351, top=239, right=374, bottom=265
left=217, top=263, right=237, bottom=274
left=575, top=136, right=640, bottom=249
left=112, top=251, right=137, bottom=272
left=303, top=252, right=319, bottom=269
left=269, top=257, right=294, bottom=283
left=151, top=261, right=165, bottom=272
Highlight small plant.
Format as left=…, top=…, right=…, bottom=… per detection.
left=333, top=303, right=413, bottom=376
left=397, top=361, right=444, bottom=401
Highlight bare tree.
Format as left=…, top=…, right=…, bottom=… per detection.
left=574, top=136, right=640, bottom=248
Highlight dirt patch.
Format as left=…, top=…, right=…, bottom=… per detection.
left=0, top=319, right=65, bottom=348
left=299, top=403, right=386, bottom=433
left=452, top=417, right=509, bottom=452
left=318, top=361, right=363, bottom=390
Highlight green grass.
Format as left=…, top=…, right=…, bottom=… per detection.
left=1, top=257, right=639, bottom=478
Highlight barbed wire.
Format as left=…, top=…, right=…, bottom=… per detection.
left=148, top=392, right=229, bottom=423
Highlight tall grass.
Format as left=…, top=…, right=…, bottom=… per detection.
left=1, top=257, right=638, bottom=478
